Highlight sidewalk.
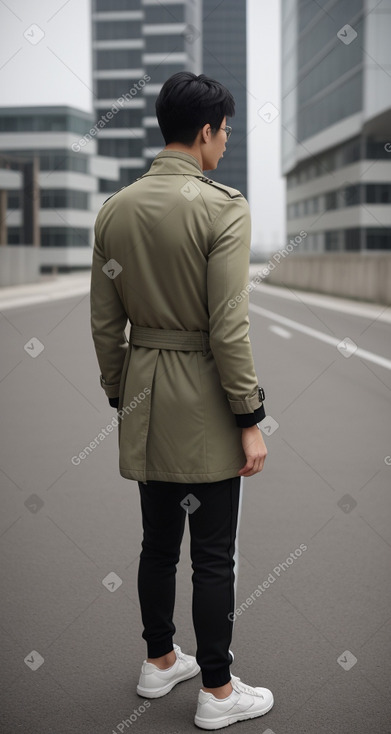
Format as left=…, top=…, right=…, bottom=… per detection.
left=0, top=271, right=91, bottom=310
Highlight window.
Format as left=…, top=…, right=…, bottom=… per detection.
left=338, top=184, right=360, bottom=207
left=97, top=78, right=147, bottom=99
left=40, top=189, right=89, bottom=210
left=0, top=114, right=92, bottom=135
left=366, top=184, right=391, bottom=204
left=40, top=227, right=91, bottom=247
left=325, top=231, right=340, bottom=251
left=96, top=49, right=142, bottom=70
left=345, top=229, right=361, bottom=251
left=366, top=228, right=391, bottom=250
left=96, top=108, right=144, bottom=129
left=325, top=191, right=337, bottom=210
left=94, top=20, right=142, bottom=40
left=3, top=149, right=88, bottom=174
left=7, top=227, right=21, bottom=244
left=7, top=192, right=20, bottom=209
left=366, top=139, right=391, bottom=160
left=95, top=0, right=140, bottom=10
left=144, top=34, right=185, bottom=53
left=145, top=127, right=164, bottom=148
left=145, top=6, right=185, bottom=23
left=98, top=138, right=143, bottom=157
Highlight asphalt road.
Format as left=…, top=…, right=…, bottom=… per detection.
left=1, top=278, right=390, bottom=734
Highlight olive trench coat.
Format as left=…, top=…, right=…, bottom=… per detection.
left=90, top=150, right=265, bottom=483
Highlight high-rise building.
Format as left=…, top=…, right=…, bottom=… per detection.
left=281, top=0, right=391, bottom=253
left=92, top=0, right=202, bottom=194
left=202, top=0, right=248, bottom=197
left=91, top=0, right=247, bottom=196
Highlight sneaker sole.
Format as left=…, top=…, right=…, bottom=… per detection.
left=194, top=696, right=274, bottom=730
left=137, top=664, right=201, bottom=699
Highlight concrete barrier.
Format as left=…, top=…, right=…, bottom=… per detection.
left=259, top=253, right=391, bottom=305
left=0, top=246, right=40, bottom=286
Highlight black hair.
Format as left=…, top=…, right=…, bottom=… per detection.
left=155, top=71, right=235, bottom=145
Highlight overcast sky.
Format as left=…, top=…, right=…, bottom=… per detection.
left=0, top=0, right=285, bottom=252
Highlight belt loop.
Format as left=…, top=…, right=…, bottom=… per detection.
left=200, top=330, right=208, bottom=356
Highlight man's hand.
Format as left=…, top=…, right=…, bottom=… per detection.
left=238, top=425, right=267, bottom=477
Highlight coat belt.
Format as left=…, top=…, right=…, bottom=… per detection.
left=130, top=325, right=210, bottom=356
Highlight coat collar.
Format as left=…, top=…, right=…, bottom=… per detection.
left=143, top=150, right=203, bottom=177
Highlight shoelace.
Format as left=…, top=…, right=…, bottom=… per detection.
left=231, top=675, right=264, bottom=698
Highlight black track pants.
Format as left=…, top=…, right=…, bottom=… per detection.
left=137, top=476, right=241, bottom=688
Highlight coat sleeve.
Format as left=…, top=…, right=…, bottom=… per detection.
left=207, top=195, right=265, bottom=427
left=90, top=218, right=128, bottom=400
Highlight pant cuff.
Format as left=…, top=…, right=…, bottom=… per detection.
left=146, top=637, right=174, bottom=659
left=202, top=666, right=231, bottom=688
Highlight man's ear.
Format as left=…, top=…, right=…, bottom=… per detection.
left=200, top=123, right=211, bottom=144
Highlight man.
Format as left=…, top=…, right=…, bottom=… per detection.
left=90, top=72, right=274, bottom=730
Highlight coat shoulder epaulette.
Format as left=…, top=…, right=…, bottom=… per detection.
left=102, top=175, right=145, bottom=206
left=194, top=176, right=243, bottom=200
left=102, top=186, right=126, bottom=206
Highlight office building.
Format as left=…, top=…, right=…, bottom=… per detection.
left=202, top=0, right=248, bottom=196
left=281, top=0, right=391, bottom=252
left=92, top=0, right=202, bottom=193
left=0, top=106, right=121, bottom=270
left=91, top=0, right=247, bottom=196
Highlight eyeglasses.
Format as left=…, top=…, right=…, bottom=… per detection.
left=221, top=125, right=232, bottom=140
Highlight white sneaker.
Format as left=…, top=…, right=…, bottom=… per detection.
left=194, top=674, right=274, bottom=730
left=137, top=643, right=200, bottom=698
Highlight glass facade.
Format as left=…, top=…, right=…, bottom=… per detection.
left=3, top=149, right=88, bottom=173
left=146, top=6, right=185, bottom=23
left=288, top=183, right=390, bottom=219
left=298, top=69, right=362, bottom=142
left=145, top=127, right=165, bottom=148
left=95, top=0, right=141, bottom=11
left=94, top=20, right=142, bottom=40
left=286, top=134, right=391, bottom=251
left=282, top=1, right=390, bottom=254
left=292, top=228, right=391, bottom=253
left=143, top=34, right=186, bottom=53
left=202, top=0, right=247, bottom=197
left=8, top=189, right=89, bottom=210
left=95, top=108, right=143, bottom=128
left=295, top=0, right=364, bottom=141
left=96, top=49, right=142, bottom=69
left=0, top=113, right=92, bottom=136
left=40, top=227, right=91, bottom=247
left=7, top=226, right=91, bottom=247
left=98, top=138, right=144, bottom=157
left=96, top=78, right=145, bottom=98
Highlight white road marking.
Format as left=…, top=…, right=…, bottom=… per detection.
left=269, top=325, right=292, bottom=339
left=0, top=285, right=90, bottom=311
left=249, top=276, right=391, bottom=324
left=250, top=303, right=391, bottom=371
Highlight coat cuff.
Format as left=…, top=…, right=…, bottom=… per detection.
left=227, top=389, right=262, bottom=414
left=235, top=403, right=266, bottom=428
left=100, top=374, right=121, bottom=398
